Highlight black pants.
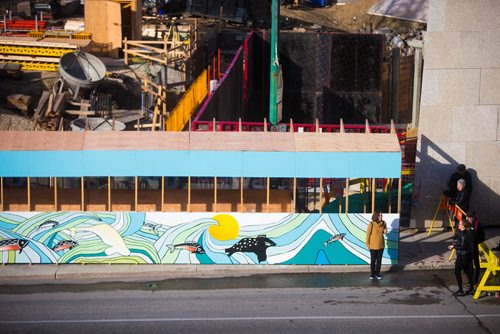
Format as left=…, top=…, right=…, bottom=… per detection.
left=472, top=248, right=481, bottom=284
left=370, top=249, right=383, bottom=276
left=455, top=253, right=473, bottom=290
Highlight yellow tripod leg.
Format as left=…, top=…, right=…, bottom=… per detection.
left=428, top=195, right=445, bottom=236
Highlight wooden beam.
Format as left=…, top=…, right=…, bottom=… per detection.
left=108, top=176, right=111, bottom=211
left=27, top=177, right=31, bottom=212
left=214, top=176, right=217, bottom=212
left=266, top=177, right=270, bottom=213
left=135, top=176, right=138, bottom=212
left=371, top=178, right=376, bottom=213
left=319, top=178, right=323, bottom=213
left=388, top=178, right=392, bottom=213
left=54, top=177, right=58, bottom=211
left=0, top=177, right=3, bottom=211
left=397, top=177, right=402, bottom=214
left=81, top=176, right=84, bottom=211
left=240, top=177, right=244, bottom=212
left=188, top=176, right=191, bottom=212
left=161, top=176, right=165, bottom=212
left=293, top=177, right=296, bottom=213
left=345, top=177, right=349, bottom=213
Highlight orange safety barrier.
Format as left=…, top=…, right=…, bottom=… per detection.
left=166, top=70, right=208, bottom=131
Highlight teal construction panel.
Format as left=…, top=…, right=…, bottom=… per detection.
left=0, top=152, right=30, bottom=177
left=0, top=149, right=401, bottom=178
left=241, top=152, right=295, bottom=177
left=189, top=151, right=243, bottom=177
left=348, top=152, right=401, bottom=178
left=137, top=150, right=190, bottom=176
left=295, top=152, right=349, bottom=178
left=82, top=151, right=137, bottom=177
left=28, top=151, right=83, bottom=177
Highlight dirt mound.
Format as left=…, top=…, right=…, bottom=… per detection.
left=281, top=0, right=424, bottom=33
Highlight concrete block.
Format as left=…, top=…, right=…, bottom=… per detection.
left=451, top=106, right=498, bottom=142
left=480, top=69, right=500, bottom=105
left=425, top=31, right=500, bottom=69
left=421, top=69, right=480, bottom=106
left=469, top=177, right=500, bottom=226
left=459, top=31, right=500, bottom=68
left=428, top=142, right=467, bottom=167
left=418, top=105, right=453, bottom=142
left=423, top=32, right=459, bottom=69
left=466, top=141, right=500, bottom=178
left=440, top=0, right=500, bottom=32
left=426, top=0, right=446, bottom=32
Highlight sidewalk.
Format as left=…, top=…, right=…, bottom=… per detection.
left=1, top=229, right=498, bottom=284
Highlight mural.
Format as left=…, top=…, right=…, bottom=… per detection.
left=0, top=212, right=399, bottom=265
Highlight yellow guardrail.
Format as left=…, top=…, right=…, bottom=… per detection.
left=473, top=242, right=500, bottom=299
left=166, top=70, right=208, bottom=131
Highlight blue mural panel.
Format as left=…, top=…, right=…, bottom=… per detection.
left=0, top=212, right=399, bottom=265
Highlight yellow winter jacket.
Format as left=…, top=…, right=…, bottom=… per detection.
left=366, top=220, right=387, bottom=250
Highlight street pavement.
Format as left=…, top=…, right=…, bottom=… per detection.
left=1, top=228, right=499, bottom=284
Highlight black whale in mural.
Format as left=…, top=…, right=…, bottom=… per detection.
left=225, top=235, right=276, bottom=263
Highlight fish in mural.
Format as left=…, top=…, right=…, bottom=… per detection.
left=52, top=240, right=79, bottom=252
left=70, top=224, right=130, bottom=256
left=37, top=220, right=59, bottom=231
left=225, top=235, right=276, bottom=263
left=323, top=233, right=346, bottom=247
left=0, top=239, right=29, bottom=254
left=167, top=242, right=205, bottom=254
left=141, top=222, right=164, bottom=236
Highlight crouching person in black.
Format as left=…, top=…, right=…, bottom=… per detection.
left=448, top=219, right=474, bottom=296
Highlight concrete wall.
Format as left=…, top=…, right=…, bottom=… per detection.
left=412, top=0, right=500, bottom=227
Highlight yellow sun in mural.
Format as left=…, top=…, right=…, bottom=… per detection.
left=209, top=214, right=239, bottom=241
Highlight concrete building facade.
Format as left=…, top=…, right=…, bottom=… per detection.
left=412, top=0, right=500, bottom=227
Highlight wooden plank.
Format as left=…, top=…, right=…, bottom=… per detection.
left=33, top=91, right=50, bottom=122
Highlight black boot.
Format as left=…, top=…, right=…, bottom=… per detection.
left=453, top=288, right=466, bottom=296
left=466, top=285, right=475, bottom=295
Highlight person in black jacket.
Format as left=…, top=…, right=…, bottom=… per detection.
left=467, top=210, right=485, bottom=285
left=448, top=219, right=474, bottom=296
left=443, top=164, right=473, bottom=199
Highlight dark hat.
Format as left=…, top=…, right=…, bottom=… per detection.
left=467, top=210, right=476, bottom=218
left=457, top=164, right=466, bottom=172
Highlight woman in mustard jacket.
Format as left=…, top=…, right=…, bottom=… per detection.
left=366, top=210, right=387, bottom=280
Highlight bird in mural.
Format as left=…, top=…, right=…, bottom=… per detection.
left=323, top=233, right=346, bottom=247
left=52, top=240, right=79, bottom=252
left=225, top=235, right=276, bottom=263
left=167, top=242, right=205, bottom=254
left=36, top=220, right=59, bottom=231
left=0, top=238, right=29, bottom=254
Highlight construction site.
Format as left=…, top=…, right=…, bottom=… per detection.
left=6, top=0, right=499, bottom=268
